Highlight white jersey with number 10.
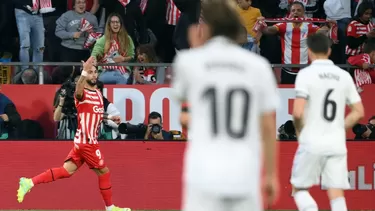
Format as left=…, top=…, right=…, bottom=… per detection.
left=172, top=37, right=279, bottom=196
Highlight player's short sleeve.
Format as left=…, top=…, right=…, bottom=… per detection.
left=259, top=61, right=279, bottom=113
left=295, top=70, right=309, bottom=99
left=346, top=73, right=362, bottom=105
left=274, top=22, right=286, bottom=35
left=171, top=53, right=189, bottom=101
left=347, top=22, right=358, bottom=37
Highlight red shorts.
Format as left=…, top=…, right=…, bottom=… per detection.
left=64, top=143, right=106, bottom=169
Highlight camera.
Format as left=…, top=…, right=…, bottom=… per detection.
left=59, top=79, right=77, bottom=115
left=120, top=123, right=147, bottom=134
left=278, top=120, right=297, bottom=140
left=151, top=124, right=161, bottom=133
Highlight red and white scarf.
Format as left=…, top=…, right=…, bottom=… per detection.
left=253, top=17, right=338, bottom=42
left=118, top=0, right=130, bottom=7
left=140, top=0, right=148, bottom=14
left=31, top=0, right=55, bottom=14
left=101, top=40, right=128, bottom=74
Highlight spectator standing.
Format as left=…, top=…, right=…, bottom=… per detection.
left=91, top=13, right=135, bottom=84
left=101, top=0, right=148, bottom=47
left=0, top=0, right=17, bottom=56
left=173, top=0, right=201, bottom=50
left=164, top=0, right=181, bottom=62
left=13, top=0, right=45, bottom=71
left=43, top=0, right=67, bottom=62
left=142, top=0, right=167, bottom=61
left=261, top=1, right=330, bottom=84
left=346, top=2, right=375, bottom=58
left=236, top=0, right=262, bottom=53
left=55, top=0, right=98, bottom=74
left=324, top=0, right=352, bottom=64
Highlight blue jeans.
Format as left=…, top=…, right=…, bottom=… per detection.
left=15, top=9, right=44, bottom=71
left=99, top=70, right=129, bottom=84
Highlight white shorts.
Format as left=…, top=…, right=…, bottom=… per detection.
left=182, top=186, right=262, bottom=211
left=290, top=147, right=350, bottom=189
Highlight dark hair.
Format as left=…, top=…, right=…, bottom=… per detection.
left=290, top=1, right=305, bottom=11
left=368, top=116, right=375, bottom=122
left=148, top=111, right=162, bottom=123
left=307, top=33, right=331, bottom=54
left=201, top=0, right=243, bottom=41
left=137, top=44, right=159, bottom=63
left=363, top=38, right=375, bottom=53
left=72, top=0, right=86, bottom=9
left=356, top=1, right=373, bottom=18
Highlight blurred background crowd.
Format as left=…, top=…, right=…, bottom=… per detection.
left=1, top=0, right=375, bottom=140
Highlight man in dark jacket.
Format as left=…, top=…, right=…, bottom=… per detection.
left=100, top=0, right=148, bottom=47
left=0, top=92, right=21, bottom=139
left=173, top=0, right=200, bottom=50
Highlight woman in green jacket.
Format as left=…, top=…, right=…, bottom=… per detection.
left=91, top=13, right=135, bottom=84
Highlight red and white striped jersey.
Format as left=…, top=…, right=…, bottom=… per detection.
left=346, top=20, right=374, bottom=56
left=166, top=0, right=181, bottom=25
left=348, top=53, right=375, bottom=87
left=74, top=88, right=104, bottom=144
left=274, top=22, right=320, bottom=71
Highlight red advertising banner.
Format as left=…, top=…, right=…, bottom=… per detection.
left=3, top=84, right=375, bottom=138
left=1, top=141, right=374, bottom=210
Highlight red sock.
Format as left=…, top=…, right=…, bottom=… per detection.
left=32, top=167, right=71, bottom=185
left=99, top=172, right=113, bottom=207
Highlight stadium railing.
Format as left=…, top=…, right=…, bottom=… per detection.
left=0, top=62, right=358, bottom=84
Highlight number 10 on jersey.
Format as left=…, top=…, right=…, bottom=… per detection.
left=203, top=87, right=250, bottom=139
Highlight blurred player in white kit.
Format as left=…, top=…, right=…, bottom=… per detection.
left=291, top=33, right=365, bottom=211
left=172, top=0, right=280, bottom=211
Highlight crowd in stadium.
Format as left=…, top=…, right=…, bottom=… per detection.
left=1, top=0, right=375, bottom=140
left=0, top=0, right=373, bottom=84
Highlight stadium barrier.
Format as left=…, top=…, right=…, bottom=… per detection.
left=3, top=84, right=375, bottom=139
left=1, top=141, right=374, bottom=210
left=0, top=62, right=358, bottom=84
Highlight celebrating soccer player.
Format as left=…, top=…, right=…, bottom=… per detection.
left=291, top=33, right=364, bottom=211
left=17, top=57, right=131, bottom=211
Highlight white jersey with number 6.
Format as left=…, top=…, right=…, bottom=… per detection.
left=295, top=60, right=362, bottom=154
left=172, top=37, right=279, bottom=196
left=291, top=59, right=361, bottom=189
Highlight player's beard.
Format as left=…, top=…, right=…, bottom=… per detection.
left=86, top=79, right=96, bottom=87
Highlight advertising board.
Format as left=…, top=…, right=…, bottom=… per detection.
left=4, top=85, right=375, bottom=139
left=1, top=141, right=374, bottom=210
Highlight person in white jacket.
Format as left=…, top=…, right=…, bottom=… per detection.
left=324, top=0, right=352, bottom=64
